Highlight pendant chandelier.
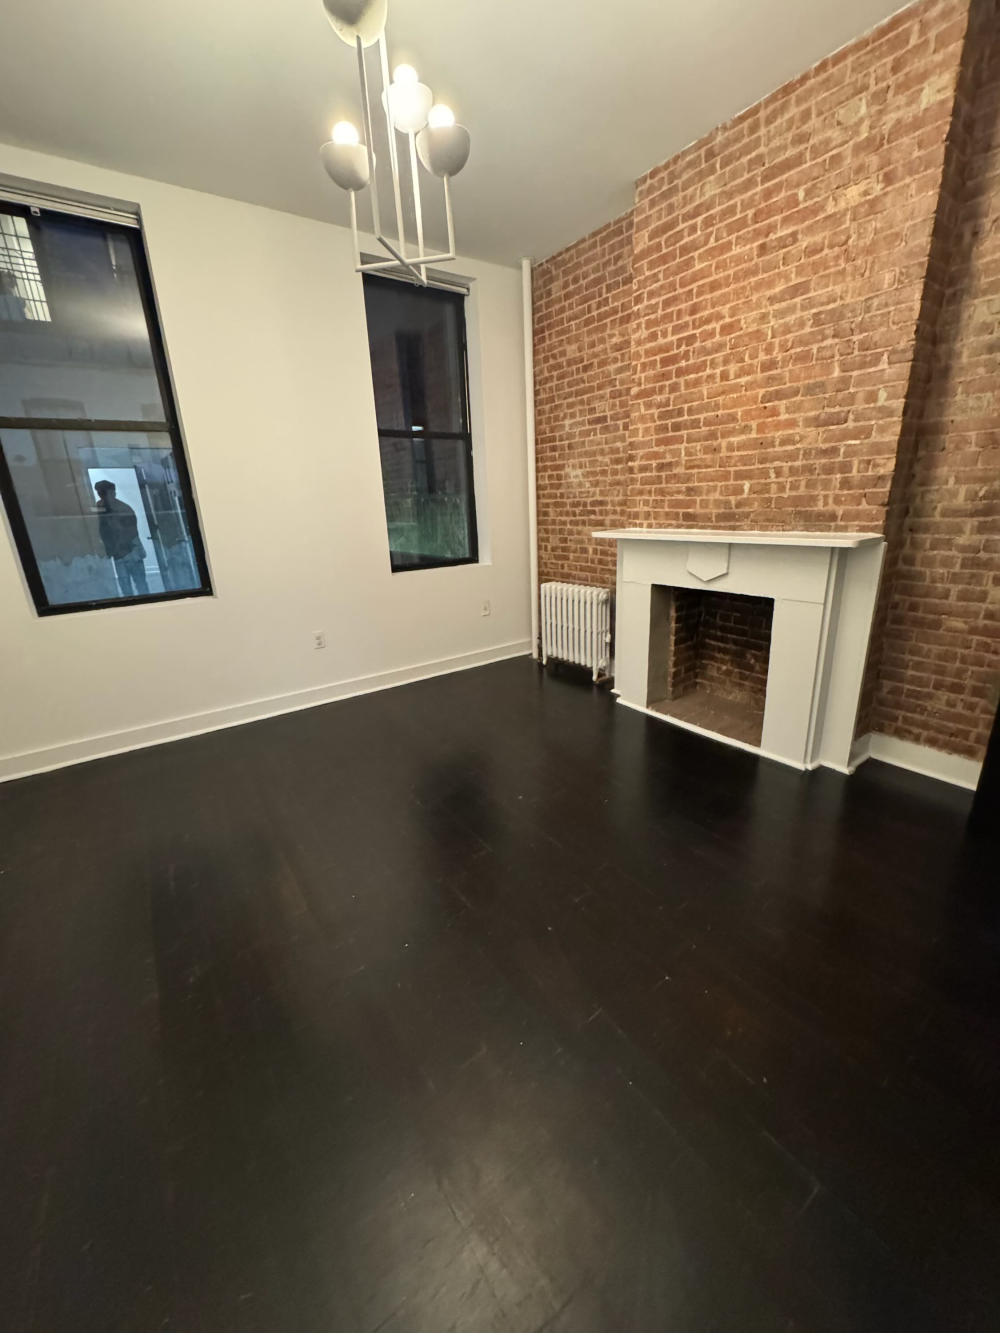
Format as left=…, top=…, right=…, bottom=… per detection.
left=319, top=0, right=472, bottom=285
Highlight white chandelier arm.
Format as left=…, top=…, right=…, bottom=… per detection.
left=355, top=36, right=381, bottom=239
left=443, top=175, right=456, bottom=258
left=350, top=192, right=362, bottom=268
left=357, top=251, right=454, bottom=273
left=378, top=35, right=409, bottom=265
left=353, top=34, right=418, bottom=276
left=408, top=130, right=427, bottom=283
left=352, top=176, right=457, bottom=277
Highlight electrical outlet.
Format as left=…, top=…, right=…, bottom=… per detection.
left=481, top=600, right=491, bottom=617
left=313, top=631, right=326, bottom=649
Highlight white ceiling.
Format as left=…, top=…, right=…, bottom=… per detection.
left=0, top=0, right=911, bottom=267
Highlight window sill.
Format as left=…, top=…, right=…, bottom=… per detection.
left=390, top=555, right=479, bottom=574
left=36, top=586, right=214, bottom=617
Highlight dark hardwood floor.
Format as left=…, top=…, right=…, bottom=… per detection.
left=1, top=656, right=998, bottom=1332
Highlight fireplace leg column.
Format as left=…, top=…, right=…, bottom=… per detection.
left=761, top=598, right=828, bottom=767
left=613, top=577, right=654, bottom=707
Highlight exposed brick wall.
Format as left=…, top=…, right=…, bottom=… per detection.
left=667, top=588, right=702, bottom=699
left=533, top=0, right=1000, bottom=763
left=865, top=0, right=1000, bottom=758
left=627, top=0, right=968, bottom=531
left=533, top=213, right=632, bottom=589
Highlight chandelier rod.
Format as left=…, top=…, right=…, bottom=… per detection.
left=355, top=36, right=380, bottom=240
left=377, top=35, right=409, bottom=267
left=408, top=131, right=427, bottom=286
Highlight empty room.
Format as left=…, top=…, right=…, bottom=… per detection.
left=1, top=0, right=998, bottom=1329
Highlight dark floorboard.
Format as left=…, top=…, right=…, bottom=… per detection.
left=1, top=656, right=998, bottom=1332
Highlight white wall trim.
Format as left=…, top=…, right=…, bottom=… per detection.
left=852, top=731, right=982, bottom=791
left=521, top=256, right=539, bottom=659
left=620, top=706, right=983, bottom=790
left=0, top=641, right=532, bottom=785
left=848, top=732, right=872, bottom=772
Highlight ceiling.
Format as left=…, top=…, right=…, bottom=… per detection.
left=0, top=0, right=911, bottom=267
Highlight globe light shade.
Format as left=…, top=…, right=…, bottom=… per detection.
left=382, top=78, right=433, bottom=134
left=321, top=139, right=371, bottom=192
left=427, top=104, right=455, bottom=128
left=321, top=0, right=387, bottom=48
left=331, top=120, right=360, bottom=145
left=415, top=123, right=471, bottom=178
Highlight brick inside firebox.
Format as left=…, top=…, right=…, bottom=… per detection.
left=648, top=587, right=774, bottom=746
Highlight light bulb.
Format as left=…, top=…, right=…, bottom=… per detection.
left=331, top=121, right=360, bottom=146
left=427, top=104, right=455, bottom=128
left=383, top=69, right=433, bottom=133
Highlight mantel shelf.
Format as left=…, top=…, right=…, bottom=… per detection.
left=593, top=528, right=883, bottom=550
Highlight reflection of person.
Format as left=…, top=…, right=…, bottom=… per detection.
left=94, top=480, right=149, bottom=597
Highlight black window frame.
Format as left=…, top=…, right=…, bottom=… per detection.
left=362, top=273, right=479, bottom=575
left=0, top=199, right=212, bottom=617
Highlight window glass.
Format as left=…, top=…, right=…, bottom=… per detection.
left=0, top=208, right=165, bottom=421
left=0, top=200, right=210, bottom=613
left=0, top=213, right=51, bottom=320
left=379, top=436, right=474, bottom=567
left=363, top=278, right=466, bottom=435
left=362, top=275, right=477, bottom=572
left=1, top=429, right=203, bottom=606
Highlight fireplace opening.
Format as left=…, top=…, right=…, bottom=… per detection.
left=647, top=587, right=774, bottom=747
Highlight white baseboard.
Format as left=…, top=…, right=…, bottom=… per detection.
left=852, top=731, right=982, bottom=791
left=0, top=640, right=533, bottom=785
left=848, top=733, right=872, bottom=772
left=618, top=705, right=983, bottom=790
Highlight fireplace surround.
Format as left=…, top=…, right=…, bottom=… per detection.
left=596, top=529, right=886, bottom=772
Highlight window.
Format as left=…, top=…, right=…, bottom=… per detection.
left=362, top=274, right=478, bottom=572
left=0, top=199, right=211, bottom=614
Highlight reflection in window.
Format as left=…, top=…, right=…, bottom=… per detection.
left=1, top=430, right=203, bottom=607
left=0, top=203, right=165, bottom=421
left=0, top=213, right=50, bottom=322
left=0, top=200, right=210, bottom=614
left=362, top=275, right=478, bottom=572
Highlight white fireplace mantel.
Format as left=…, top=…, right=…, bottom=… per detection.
left=596, top=528, right=886, bottom=773
left=594, top=528, right=883, bottom=549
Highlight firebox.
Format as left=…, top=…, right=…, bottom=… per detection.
left=647, top=587, right=774, bottom=746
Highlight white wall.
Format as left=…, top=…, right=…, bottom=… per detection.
left=0, top=144, right=532, bottom=780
